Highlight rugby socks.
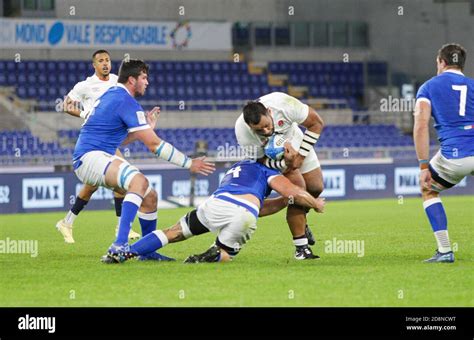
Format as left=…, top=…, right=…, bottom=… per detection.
left=65, top=197, right=88, bottom=224
left=293, top=235, right=308, bottom=247
left=138, top=211, right=157, bottom=236
left=114, top=197, right=124, bottom=226
left=115, top=193, right=142, bottom=244
left=131, top=230, right=168, bottom=255
left=423, top=197, right=451, bottom=253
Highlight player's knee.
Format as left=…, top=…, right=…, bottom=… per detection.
left=422, top=188, right=439, bottom=200
left=127, top=173, right=149, bottom=195
left=216, top=238, right=240, bottom=260
left=144, top=187, right=158, bottom=206
left=79, top=185, right=97, bottom=199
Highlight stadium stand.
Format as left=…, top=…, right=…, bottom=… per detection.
left=0, top=60, right=378, bottom=111
left=0, top=124, right=425, bottom=166
left=1, top=57, right=417, bottom=166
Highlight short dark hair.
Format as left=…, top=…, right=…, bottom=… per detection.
left=243, top=101, right=267, bottom=125
left=92, top=49, right=110, bottom=61
left=437, top=43, right=466, bottom=70
left=118, top=59, right=149, bottom=84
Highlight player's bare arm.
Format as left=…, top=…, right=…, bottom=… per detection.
left=269, top=175, right=325, bottom=213
left=131, top=128, right=216, bottom=176
left=291, top=107, right=324, bottom=170
left=259, top=197, right=288, bottom=217
left=413, top=100, right=434, bottom=190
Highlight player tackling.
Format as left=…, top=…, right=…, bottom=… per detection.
left=56, top=49, right=141, bottom=243
left=72, top=59, right=215, bottom=261
left=101, top=159, right=325, bottom=264
left=413, top=43, right=474, bottom=263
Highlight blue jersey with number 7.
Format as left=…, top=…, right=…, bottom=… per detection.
left=416, top=70, right=474, bottom=159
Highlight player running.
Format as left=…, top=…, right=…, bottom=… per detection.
left=73, top=59, right=215, bottom=261
left=414, top=43, right=474, bottom=263
left=235, top=92, right=324, bottom=260
left=101, top=159, right=325, bottom=264
left=56, top=50, right=141, bottom=243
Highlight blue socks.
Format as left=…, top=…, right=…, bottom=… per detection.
left=131, top=230, right=168, bottom=255
left=423, top=197, right=447, bottom=232
left=138, top=211, right=157, bottom=236
left=115, top=193, right=142, bottom=244
left=423, top=197, right=451, bottom=253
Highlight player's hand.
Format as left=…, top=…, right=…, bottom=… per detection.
left=146, top=106, right=160, bottom=130
left=190, top=157, right=216, bottom=176
left=283, top=142, right=297, bottom=169
left=419, top=169, right=432, bottom=191
left=314, top=198, right=325, bottom=213
left=284, top=142, right=303, bottom=170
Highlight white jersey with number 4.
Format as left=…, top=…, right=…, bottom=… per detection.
left=67, top=73, right=118, bottom=119
left=235, top=92, right=310, bottom=159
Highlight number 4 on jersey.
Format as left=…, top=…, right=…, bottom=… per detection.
left=226, top=166, right=242, bottom=178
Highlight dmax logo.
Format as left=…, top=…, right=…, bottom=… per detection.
left=321, top=170, right=345, bottom=197
left=22, top=178, right=64, bottom=208
left=394, top=167, right=420, bottom=195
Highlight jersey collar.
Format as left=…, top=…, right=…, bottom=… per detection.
left=443, top=69, right=464, bottom=76
left=116, top=83, right=132, bottom=96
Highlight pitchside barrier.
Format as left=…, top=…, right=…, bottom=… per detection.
left=0, top=158, right=472, bottom=214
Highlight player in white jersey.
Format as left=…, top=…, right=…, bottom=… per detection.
left=56, top=50, right=140, bottom=243
left=235, top=92, right=324, bottom=260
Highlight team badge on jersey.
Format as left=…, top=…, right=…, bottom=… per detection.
left=136, top=111, right=146, bottom=125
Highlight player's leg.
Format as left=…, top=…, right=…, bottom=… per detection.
left=284, top=169, right=318, bottom=259
left=103, top=159, right=149, bottom=245
left=185, top=198, right=257, bottom=263
left=421, top=152, right=473, bottom=263
left=56, top=184, right=97, bottom=243
left=126, top=209, right=210, bottom=262
left=133, top=187, right=174, bottom=261
left=113, top=148, right=140, bottom=240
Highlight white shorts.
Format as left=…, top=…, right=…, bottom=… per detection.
left=195, top=193, right=258, bottom=252
left=73, top=150, right=126, bottom=188
left=430, top=150, right=474, bottom=190
left=300, top=147, right=320, bottom=174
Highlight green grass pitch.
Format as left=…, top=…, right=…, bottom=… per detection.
left=0, top=196, right=472, bottom=307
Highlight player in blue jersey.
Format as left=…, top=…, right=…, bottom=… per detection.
left=414, top=43, right=474, bottom=263
left=101, top=159, right=325, bottom=264
left=102, top=160, right=325, bottom=263
left=72, top=59, right=215, bottom=261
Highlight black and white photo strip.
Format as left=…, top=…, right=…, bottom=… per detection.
left=0, top=0, right=473, bottom=339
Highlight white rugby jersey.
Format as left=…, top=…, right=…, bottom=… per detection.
left=67, top=73, right=118, bottom=118
left=235, top=92, right=309, bottom=159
